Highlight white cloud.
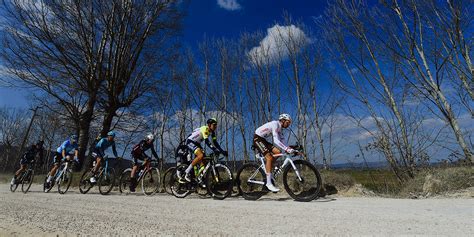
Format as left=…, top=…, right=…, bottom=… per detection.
left=248, top=24, right=310, bottom=66
left=217, top=0, right=242, bottom=11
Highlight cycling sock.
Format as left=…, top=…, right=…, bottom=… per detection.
left=266, top=173, right=272, bottom=185
left=185, top=164, right=193, bottom=174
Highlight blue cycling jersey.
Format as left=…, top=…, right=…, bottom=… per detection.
left=56, top=139, right=78, bottom=155
left=95, top=138, right=118, bottom=157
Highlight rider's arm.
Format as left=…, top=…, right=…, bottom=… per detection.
left=112, top=142, right=118, bottom=157
left=38, top=146, right=44, bottom=163
left=150, top=145, right=159, bottom=160
left=210, top=132, right=224, bottom=153
left=272, top=126, right=292, bottom=153
left=62, top=149, right=67, bottom=159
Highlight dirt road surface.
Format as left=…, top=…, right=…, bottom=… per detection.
left=0, top=184, right=472, bottom=236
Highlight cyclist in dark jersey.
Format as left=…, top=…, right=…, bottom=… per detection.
left=129, top=133, right=159, bottom=192
left=11, top=140, right=44, bottom=185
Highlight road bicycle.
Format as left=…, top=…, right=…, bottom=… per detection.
left=10, top=160, right=36, bottom=193
left=236, top=145, right=322, bottom=202
left=119, top=158, right=161, bottom=196
left=170, top=153, right=233, bottom=200
left=43, top=157, right=75, bottom=194
left=79, top=156, right=120, bottom=195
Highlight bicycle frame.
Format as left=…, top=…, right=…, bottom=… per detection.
left=55, top=161, right=68, bottom=181
left=247, top=153, right=304, bottom=185
left=98, top=156, right=111, bottom=178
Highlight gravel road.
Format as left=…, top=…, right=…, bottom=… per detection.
left=0, top=184, right=472, bottom=236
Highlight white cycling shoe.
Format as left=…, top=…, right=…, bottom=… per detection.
left=266, top=183, right=280, bottom=192
left=89, top=177, right=97, bottom=183
left=10, top=177, right=16, bottom=185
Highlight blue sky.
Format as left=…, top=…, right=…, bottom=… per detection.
left=183, top=0, right=326, bottom=46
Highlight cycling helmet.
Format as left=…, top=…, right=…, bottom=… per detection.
left=207, top=118, right=217, bottom=125
left=107, top=131, right=116, bottom=138
left=146, top=133, right=155, bottom=141
left=279, top=113, right=292, bottom=121
left=70, top=135, right=78, bottom=142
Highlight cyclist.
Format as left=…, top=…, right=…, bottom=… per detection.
left=182, top=118, right=228, bottom=182
left=129, top=133, right=159, bottom=192
left=45, top=135, right=79, bottom=187
left=253, top=113, right=299, bottom=192
left=11, top=140, right=44, bottom=185
left=90, top=131, right=118, bottom=183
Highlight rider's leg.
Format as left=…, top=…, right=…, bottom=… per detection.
left=48, top=154, right=62, bottom=182
left=93, top=157, right=102, bottom=173
left=47, top=164, right=59, bottom=182
left=89, top=157, right=102, bottom=183
left=265, top=147, right=281, bottom=192
left=15, top=164, right=27, bottom=177
left=185, top=149, right=204, bottom=181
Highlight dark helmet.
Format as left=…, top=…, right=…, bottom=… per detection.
left=207, top=118, right=217, bottom=125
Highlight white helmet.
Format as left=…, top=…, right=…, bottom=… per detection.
left=146, top=133, right=155, bottom=141
left=279, top=113, right=292, bottom=121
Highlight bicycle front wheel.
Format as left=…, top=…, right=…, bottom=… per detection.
left=79, top=170, right=94, bottom=194
left=236, top=163, right=267, bottom=200
left=10, top=175, right=19, bottom=192
left=142, top=168, right=160, bottom=196
left=119, top=169, right=132, bottom=194
left=282, top=159, right=322, bottom=202
left=98, top=168, right=116, bottom=195
left=205, top=164, right=233, bottom=200
left=21, top=170, right=34, bottom=193
left=57, top=170, right=73, bottom=194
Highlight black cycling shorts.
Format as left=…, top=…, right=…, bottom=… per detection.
left=132, top=152, right=149, bottom=166
left=253, top=135, right=275, bottom=156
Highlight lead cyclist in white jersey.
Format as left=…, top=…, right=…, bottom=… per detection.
left=253, top=114, right=300, bottom=192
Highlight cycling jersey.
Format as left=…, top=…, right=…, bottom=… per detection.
left=21, top=144, right=44, bottom=164
left=56, top=139, right=78, bottom=156
left=255, top=120, right=291, bottom=152
left=186, top=125, right=224, bottom=154
left=131, top=139, right=159, bottom=165
left=94, top=138, right=118, bottom=157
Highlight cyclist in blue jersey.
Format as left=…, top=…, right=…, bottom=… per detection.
left=44, top=135, right=79, bottom=187
left=90, top=131, right=118, bottom=183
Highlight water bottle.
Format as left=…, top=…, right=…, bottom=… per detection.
left=138, top=169, right=144, bottom=177
left=274, top=166, right=281, bottom=176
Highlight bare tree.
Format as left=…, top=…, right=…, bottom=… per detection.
left=96, top=0, right=183, bottom=137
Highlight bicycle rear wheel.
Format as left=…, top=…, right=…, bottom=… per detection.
left=171, top=165, right=191, bottom=198
left=162, top=167, right=175, bottom=195
left=98, top=168, right=116, bottom=195
left=79, top=170, right=94, bottom=194
left=282, top=159, right=322, bottom=202
left=119, top=168, right=132, bottom=194
left=206, top=164, right=233, bottom=200
left=21, top=170, right=34, bottom=193
left=142, top=168, right=160, bottom=196
left=57, top=170, right=73, bottom=194
left=236, top=163, right=267, bottom=200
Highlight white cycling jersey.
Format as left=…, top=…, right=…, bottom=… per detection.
left=255, top=121, right=292, bottom=152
